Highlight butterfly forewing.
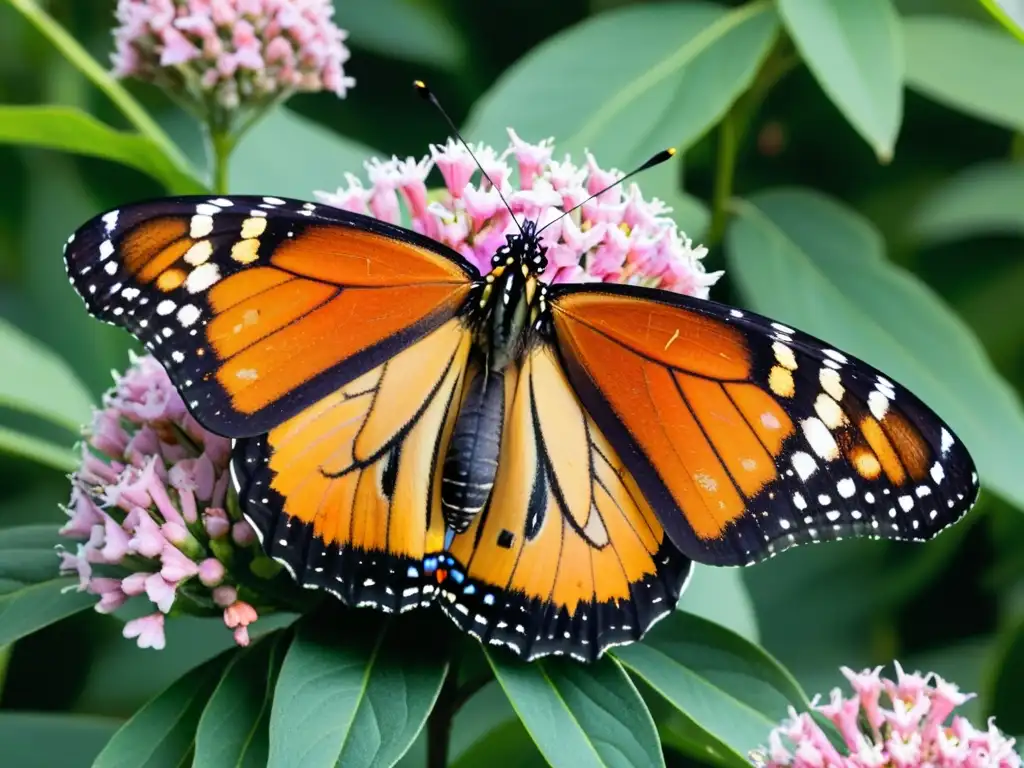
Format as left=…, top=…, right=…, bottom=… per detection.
left=63, top=196, right=474, bottom=437
left=550, top=284, right=979, bottom=567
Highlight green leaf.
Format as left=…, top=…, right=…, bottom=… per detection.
left=231, top=109, right=377, bottom=199
left=677, top=565, right=759, bottom=643
left=93, top=651, right=233, bottom=768
left=910, top=161, right=1024, bottom=244
left=638, top=163, right=712, bottom=241
left=194, top=632, right=288, bottom=768
left=725, top=189, right=1024, bottom=510
left=268, top=611, right=449, bottom=768
left=0, top=425, right=78, bottom=473
left=0, top=713, right=121, bottom=768
left=0, top=106, right=205, bottom=194
left=984, top=614, right=1024, bottom=734
left=612, top=611, right=809, bottom=766
left=465, top=1, right=779, bottom=168
left=778, top=0, right=903, bottom=160
left=903, top=15, right=1024, bottom=131
left=486, top=651, right=664, bottom=768
left=451, top=720, right=548, bottom=768
left=6, top=0, right=200, bottom=184
left=0, top=315, right=92, bottom=432
left=333, top=0, right=466, bottom=70
left=0, top=525, right=94, bottom=645
left=977, top=0, right=1024, bottom=42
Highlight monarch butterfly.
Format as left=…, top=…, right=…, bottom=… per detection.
left=63, top=86, right=978, bottom=662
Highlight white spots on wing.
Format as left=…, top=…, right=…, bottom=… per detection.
left=898, top=495, right=914, bottom=512
left=819, top=367, right=844, bottom=401
left=171, top=350, right=185, bottom=364
left=263, top=196, right=286, bottom=205
left=760, top=411, right=781, bottom=430
left=694, top=471, right=717, bottom=492
left=818, top=494, right=831, bottom=505
left=823, top=349, right=848, bottom=364
left=771, top=322, right=795, bottom=335
left=876, top=375, right=896, bottom=399
left=801, top=417, right=840, bottom=461
left=235, top=368, right=259, bottom=381
left=837, top=478, right=856, bottom=499
left=184, top=239, right=213, bottom=266
left=772, top=342, right=798, bottom=371
left=177, top=304, right=200, bottom=327
left=780, top=518, right=792, bottom=530
left=868, top=390, right=889, bottom=421
left=210, top=198, right=233, bottom=207
left=121, top=286, right=140, bottom=300
left=99, top=240, right=114, bottom=260
left=240, top=216, right=268, bottom=239
left=940, top=428, right=954, bottom=455
left=851, top=509, right=862, bottom=520
left=156, top=299, right=176, bottom=316
left=102, top=210, right=119, bottom=232
left=826, top=510, right=841, bottom=522
left=729, top=309, right=744, bottom=318
left=864, top=491, right=875, bottom=504
left=814, top=393, right=847, bottom=429
left=791, top=451, right=817, bottom=481
left=103, top=261, right=118, bottom=275
left=190, top=214, right=214, bottom=238
left=930, top=462, right=945, bottom=484
left=792, top=492, right=807, bottom=510
left=185, top=262, right=221, bottom=293
left=195, top=203, right=221, bottom=216
left=916, top=486, right=932, bottom=498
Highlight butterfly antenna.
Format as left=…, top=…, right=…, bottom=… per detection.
left=414, top=80, right=523, bottom=235
left=537, top=148, right=677, bottom=235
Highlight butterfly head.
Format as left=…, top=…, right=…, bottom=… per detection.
left=490, top=219, right=549, bottom=275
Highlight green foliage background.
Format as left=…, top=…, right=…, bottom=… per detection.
left=0, top=0, right=1022, bottom=766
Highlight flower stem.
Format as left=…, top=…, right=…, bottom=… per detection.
left=208, top=130, right=234, bottom=195
left=708, top=111, right=738, bottom=247
left=427, top=665, right=461, bottom=768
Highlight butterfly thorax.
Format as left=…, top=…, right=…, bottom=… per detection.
left=441, top=221, right=549, bottom=533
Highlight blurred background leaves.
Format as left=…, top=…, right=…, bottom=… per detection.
left=0, top=0, right=1022, bottom=765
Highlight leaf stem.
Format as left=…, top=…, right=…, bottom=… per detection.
left=708, top=111, right=739, bottom=247
left=427, top=666, right=460, bottom=768
left=207, top=129, right=234, bottom=195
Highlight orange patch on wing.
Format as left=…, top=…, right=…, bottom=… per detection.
left=156, top=268, right=187, bottom=292
left=724, top=382, right=795, bottom=456
left=881, top=412, right=930, bottom=481
left=553, top=293, right=750, bottom=379
left=122, top=217, right=189, bottom=277
left=217, top=282, right=469, bottom=416
left=271, top=225, right=470, bottom=287
left=676, top=374, right=776, bottom=499
left=859, top=416, right=907, bottom=485
left=208, top=267, right=293, bottom=313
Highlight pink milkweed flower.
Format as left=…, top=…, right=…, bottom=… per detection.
left=58, top=354, right=281, bottom=650
left=316, top=129, right=722, bottom=295
left=110, top=0, right=355, bottom=128
left=752, top=664, right=1021, bottom=768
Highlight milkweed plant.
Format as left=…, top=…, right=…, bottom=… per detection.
left=1, top=0, right=1022, bottom=766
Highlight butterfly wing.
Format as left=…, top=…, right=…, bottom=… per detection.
left=550, top=284, right=979, bottom=567
left=233, top=317, right=472, bottom=610
left=64, top=196, right=474, bottom=437
left=436, top=345, right=692, bottom=662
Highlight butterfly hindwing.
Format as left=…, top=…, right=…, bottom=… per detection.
left=550, top=285, right=979, bottom=567
left=64, top=196, right=474, bottom=437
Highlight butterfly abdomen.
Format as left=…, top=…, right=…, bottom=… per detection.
left=441, top=369, right=505, bottom=533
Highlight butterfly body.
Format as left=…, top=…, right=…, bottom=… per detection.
left=63, top=194, right=979, bottom=662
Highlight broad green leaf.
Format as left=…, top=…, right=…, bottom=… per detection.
left=93, top=651, right=233, bottom=768
left=778, top=0, right=903, bottom=160
left=638, top=163, right=712, bottom=242
left=678, top=565, right=759, bottom=643
left=0, top=315, right=92, bottom=432
left=451, top=720, right=547, bottom=768
left=336, top=616, right=450, bottom=768
left=984, top=615, right=1024, bottom=734
left=268, top=611, right=449, bottom=768
left=0, top=425, right=78, bottom=473
left=0, top=106, right=205, bottom=194
left=903, top=15, right=1024, bottom=131
left=613, top=611, right=809, bottom=765
left=486, top=651, right=664, bottom=768
left=194, top=632, right=287, bottom=768
left=0, top=713, right=121, bottom=768
left=726, top=189, right=1024, bottom=510
left=231, top=108, right=377, bottom=199
left=910, top=161, right=1024, bottom=243
left=333, top=0, right=466, bottom=70
left=0, top=578, right=94, bottom=647
left=465, top=1, right=779, bottom=168
left=6, top=0, right=199, bottom=182
left=978, top=0, right=1024, bottom=41
left=0, top=526, right=93, bottom=645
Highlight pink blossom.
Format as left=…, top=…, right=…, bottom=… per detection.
left=316, top=130, right=721, bottom=295
left=87, top=577, right=128, bottom=614
left=145, top=573, right=177, bottom=613
left=160, top=543, right=200, bottom=582
left=123, top=613, right=166, bottom=650
left=198, top=558, right=225, bottom=587
left=753, top=664, right=1021, bottom=768
left=232, top=520, right=257, bottom=547
left=203, top=507, right=230, bottom=539
left=213, top=585, right=238, bottom=607
left=111, top=0, right=355, bottom=119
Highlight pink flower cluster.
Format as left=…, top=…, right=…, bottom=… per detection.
left=754, top=664, right=1021, bottom=768
left=316, top=129, right=722, bottom=297
left=58, top=353, right=262, bottom=651
left=111, top=0, right=354, bottom=113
